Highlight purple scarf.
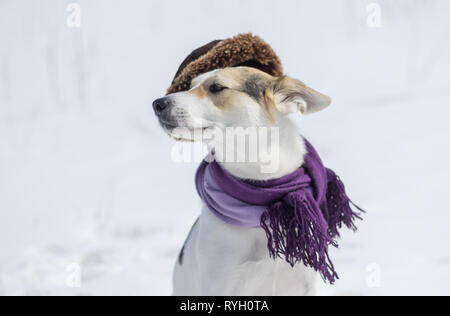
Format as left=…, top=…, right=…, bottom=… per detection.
left=195, top=138, right=363, bottom=284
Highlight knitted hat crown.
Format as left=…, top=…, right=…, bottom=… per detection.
left=166, top=33, right=283, bottom=95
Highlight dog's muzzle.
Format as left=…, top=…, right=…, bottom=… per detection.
left=152, top=97, right=171, bottom=115
left=152, top=97, right=177, bottom=130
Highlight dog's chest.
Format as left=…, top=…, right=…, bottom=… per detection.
left=197, top=207, right=317, bottom=296
left=227, top=258, right=317, bottom=296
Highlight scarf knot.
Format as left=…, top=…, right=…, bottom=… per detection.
left=195, top=138, right=363, bottom=284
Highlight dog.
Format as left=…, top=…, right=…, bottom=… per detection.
left=153, top=66, right=331, bottom=295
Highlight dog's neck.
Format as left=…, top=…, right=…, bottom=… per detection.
left=212, top=117, right=305, bottom=181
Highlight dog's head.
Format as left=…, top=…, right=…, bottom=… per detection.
left=153, top=67, right=331, bottom=141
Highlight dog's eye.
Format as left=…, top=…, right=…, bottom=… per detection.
left=209, top=83, right=226, bottom=94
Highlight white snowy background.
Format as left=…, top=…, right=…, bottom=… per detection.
left=1, top=0, right=449, bottom=296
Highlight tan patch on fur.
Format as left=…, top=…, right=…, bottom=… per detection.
left=263, top=87, right=277, bottom=123
left=271, top=76, right=330, bottom=102
left=190, top=85, right=207, bottom=98
left=212, top=91, right=239, bottom=111
left=266, top=76, right=331, bottom=114
left=212, top=67, right=278, bottom=122
left=220, top=67, right=273, bottom=84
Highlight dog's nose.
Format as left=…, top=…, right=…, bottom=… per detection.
left=152, top=97, right=171, bottom=115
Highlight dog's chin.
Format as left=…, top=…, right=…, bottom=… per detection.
left=164, top=125, right=214, bottom=142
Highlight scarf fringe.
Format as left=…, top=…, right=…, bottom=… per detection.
left=260, top=170, right=363, bottom=284
left=261, top=190, right=339, bottom=284
left=325, top=169, right=364, bottom=238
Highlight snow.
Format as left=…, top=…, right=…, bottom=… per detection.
left=1, top=0, right=449, bottom=296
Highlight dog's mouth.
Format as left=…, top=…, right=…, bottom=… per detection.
left=159, top=120, right=178, bottom=131
left=159, top=120, right=214, bottom=142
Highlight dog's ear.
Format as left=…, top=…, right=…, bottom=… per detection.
left=266, top=76, right=331, bottom=115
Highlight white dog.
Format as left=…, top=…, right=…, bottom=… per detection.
left=153, top=67, right=331, bottom=295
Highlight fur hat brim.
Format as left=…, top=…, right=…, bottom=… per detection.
left=166, top=33, right=283, bottom=95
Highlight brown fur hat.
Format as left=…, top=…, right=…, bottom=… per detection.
left=166, top=33, right=283, bottom=95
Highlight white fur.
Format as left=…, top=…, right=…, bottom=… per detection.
left=172, top=127, right=318, bottom=295
left=161, top=68, right=330, bottom=296
left=173, top=205, right=317, bottom=296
